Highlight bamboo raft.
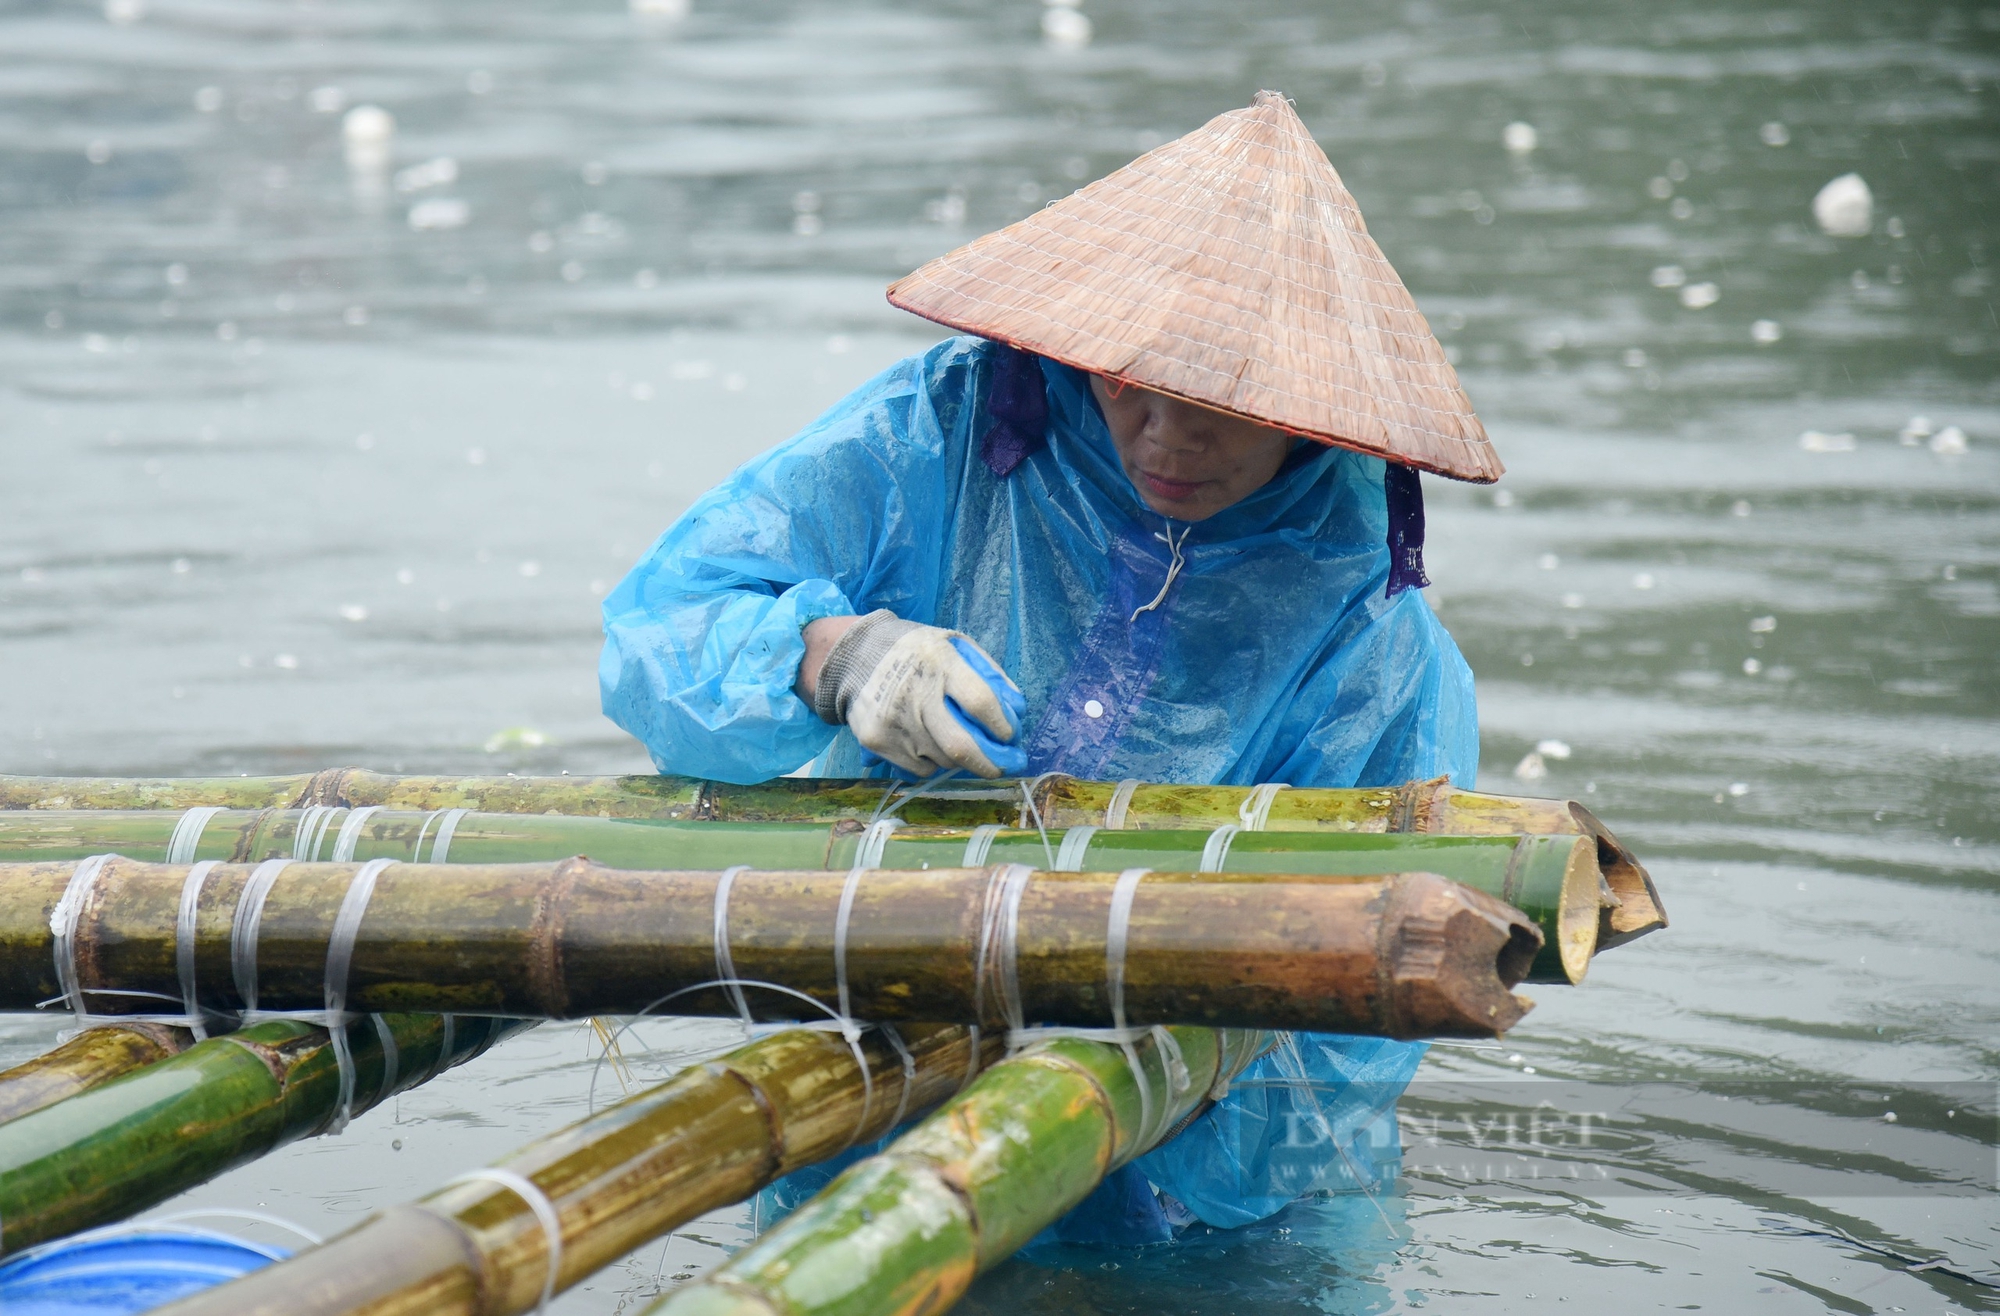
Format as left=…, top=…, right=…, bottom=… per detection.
left=0, top=771, right=1664, bottom=1316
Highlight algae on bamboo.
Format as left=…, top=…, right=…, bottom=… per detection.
left=0, top=857, right=1539, bottom=1037
left=0, top=1022, right=192, bottom=1125
left=152, top=1024, right=997, bottom=1316
left=0, top=768, right=1663, bottom=950
left=0, top=809, right=1616, bottom=981
left=646, top=1026, right=1270, bottom=1316
left=0, top=1014, right=516, bottom=1252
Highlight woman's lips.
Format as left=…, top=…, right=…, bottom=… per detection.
left=1140, top=471, right=1207, bottom=501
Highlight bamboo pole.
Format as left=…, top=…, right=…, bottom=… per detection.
left=0, top=771, right=1664, bottom=953
left=0, top=858, right=1539, bottom=1038
left=150, top=1023, right=999, bottom=1316
left=0, top=812, right=1604, bottom=981
left=0, top=1013, right=517, bottom=1253
left=0, top=1022, right=193, bottom=1126
left=643, top=1026, right=1271, bottom=1316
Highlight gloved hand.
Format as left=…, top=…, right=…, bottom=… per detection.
left=811, top=610, right=1028, bottom=779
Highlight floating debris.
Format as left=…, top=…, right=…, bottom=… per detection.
left=1752, top=319, right=1783, bottom=344
left=1742, top=658, right=1761, bottom=674
left=1798, top=430, right=1856, bottom=453
left=1503, top=122, right=1538, bottom=154
left=1812, top=173, right=1872, bottom=237
left=1929, top=425, right=1968, bottom=456
left=393, top=156, right=458, bottom=192
left=1680, top=282, right=1719, bottom=309
left=484, top=727, right=548, bottom=753
left=1536, top=739, right=1572, bottom=760
left=1042, top=0, right=1092, bottom=47
left=1749, top=615, right=1776, bottom=633
left=1899, top=416, right=1933, bottom=446
left=1514, top=751, right=1549, bottom=781
left=408, top=197, right=470, bottom=230
left=1760, top=121, right=1790, bottom=147
left=1650, top=265, right=1686, bottom=289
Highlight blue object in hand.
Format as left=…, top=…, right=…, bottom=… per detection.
left=861, top=636, right=1028, bottom=780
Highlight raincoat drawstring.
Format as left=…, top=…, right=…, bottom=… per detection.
left=1131, top=522, right=1191, bottom=622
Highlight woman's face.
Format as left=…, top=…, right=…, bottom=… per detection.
left=1091, top=375, right=1296, bottom=522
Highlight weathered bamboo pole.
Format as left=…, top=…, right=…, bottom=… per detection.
left=0, top=858, right=1539, bottom=1037
left=0, top=771, right=1664, bottom=951
left=644, top=1026, right=1271, bottom=1316
left=0, top=1022, right=193, bottom=1125
left=0, top=812, right=1603, bottom=981
left=151, top=1024, right=999, bottom=1316
left=0, top=1013, right=517, bottom=1252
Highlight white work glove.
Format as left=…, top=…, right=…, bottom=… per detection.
left=812, top=610, right=1028, bottom=779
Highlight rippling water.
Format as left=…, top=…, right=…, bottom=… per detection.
left=2, top=1, right=1996, bottom=1311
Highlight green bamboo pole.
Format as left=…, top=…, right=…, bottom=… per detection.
left=0, top=1013, right=518, bottom=1253
left=0, top=771, right=1664, bottom=953
left=645, top=1026, right=1271, bottom=1316
left=0, top=858, right=1540, bottom=1038
left=151, top=1024, right=999, bottom=1316
left=0, top=812, right=1604, bottom=981
left=0, top=1022, right=193, bottom=1126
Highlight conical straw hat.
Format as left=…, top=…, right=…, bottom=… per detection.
left=888, top=91, right=1501, bottom=483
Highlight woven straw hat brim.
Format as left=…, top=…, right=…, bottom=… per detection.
left=888, top=91, right=1502, bottom=483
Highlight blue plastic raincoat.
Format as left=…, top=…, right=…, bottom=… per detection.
left=601, top=334, right=1480, bottom=1238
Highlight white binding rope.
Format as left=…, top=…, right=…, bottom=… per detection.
left=428, top=808, right=471, bottom=864
left=50, top=855, right=112, bottom=1028
left=1054, top=825, right=1097, bottom=872
left=323, top=857, right=394, bottom=1135
left=832, top=820, right=898, bottom=1145
left=1199, top=823, right=1240, bottom=873
left=1238, top=783, right=1289, bottom=833
left=961, top=823, right=1003, bottom=868
left=1018, top=775, right=1058, bottom=869
left=447, top=1167, right=563, bottom=1316
left=971, top=864, right=1036, bottom=1042
left=330, top=806, right=381, bottom=862
left=167, top=806, right=224, bottom=864
left=291, top=805, right=341, bottom=861
left=175, top=860, right=219, bottom=1039
left=1103, top=779, right=1142, bottom=830
left=879, top=1022, right=918, bottom=1131
left=229, top=858, right=294, bottom=1017
left=1104, top=869, right=1150, bottom=1035
left=710, top=865, right=754, bottom=1027
left=372, top=1011, right=400, bottom=1101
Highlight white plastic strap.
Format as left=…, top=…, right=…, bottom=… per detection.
left=1103, top=779, right=1141, bottom=830
left=323, top=857, right=394, bottom=1135
left=1054, top=825, right=1097, bottom=872
left=853, top=818, right=898, bottom=870
left=1238, top=783, right=1288, bottom=832
left=961, top=823, right=1003, bottom=868
left=167, top=807, right=224, bottom=864
left=230, top=859, right=295, bottom=1014
left=1200, top=823, right=1239, bottom=873
left=976, top=863, right=1035, bottom=1037
left=710, top=866, right=754, bottom=1026
left=372, top=1011, right=400, bottom=1101
left=50, top=855, right=113, bottom=1024
left=428, top=808, right=470, bottom=864
left=447, top=1167, right=563, bottom=1316
left=291, top=805, right=342, bottom=861
left=1104, top=868, right=1150, bottom=1033
left=330, top=806, right=381, bottom=862
left=175, top=860, right=219, bottom=1040
left=879, top=1023, right=917, bottom=1130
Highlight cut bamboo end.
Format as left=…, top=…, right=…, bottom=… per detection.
left=1377, top=872, right=1539, bottom=1038
left=0, top=1022, right=192, bottom=1126
left=1567, top=801, right=1668, bottom=948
